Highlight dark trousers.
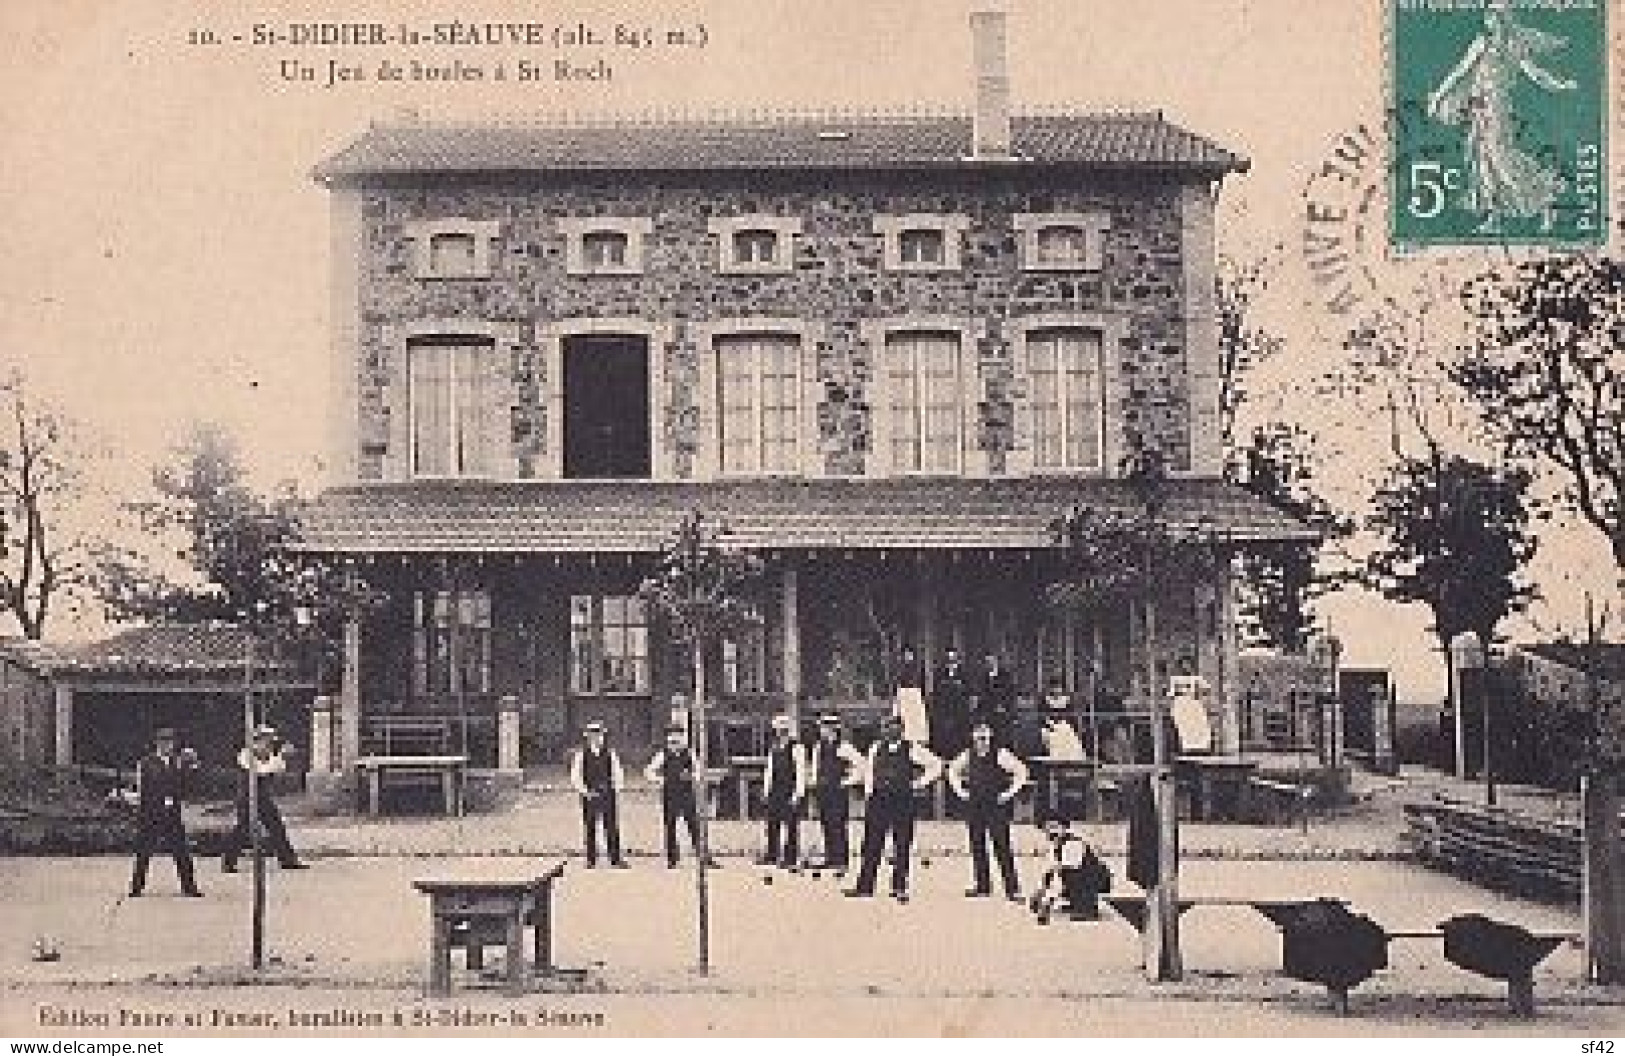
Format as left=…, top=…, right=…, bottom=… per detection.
left=223, top=793, right=300, bottom=869
left=580, top=791, right=623, bottom=865
left=764, top=795, right=801, bottom=866
left=853, top=794, right=916, bottom=894
left=966, top=803, right=1020, bottom=896
left=662, top=787, right=699, bottom=864
left=815, top=785, right=850, bottom=868
left=130, top=808, right=198, bottom=895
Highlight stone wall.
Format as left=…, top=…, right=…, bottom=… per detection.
left=349, top=168, right=1201, bottom=481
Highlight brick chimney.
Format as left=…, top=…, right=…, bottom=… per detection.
left=970, top=5, right=1012, bottom=160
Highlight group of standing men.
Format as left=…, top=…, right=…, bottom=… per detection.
left=570, top=705, right=1030, bottom=905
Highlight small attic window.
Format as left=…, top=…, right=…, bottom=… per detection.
left=874, top=213, right=969, bottom=273
left=1013, top=212, right=1112, bottom=272
left=404, top=219, right=501, bottom=280
left=559, top=217, right=653, bottom=276
left=708, top=214, right=802, bottom=276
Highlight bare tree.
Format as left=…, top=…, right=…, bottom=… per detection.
left=0, top=371, right=100, bottom=639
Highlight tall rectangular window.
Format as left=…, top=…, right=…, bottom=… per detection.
left=411, top=590, right=492, bottom=700
left=1028, top=327, right=1105, bottom=470
left=885, top=330, right=962, bottom=473
left=716, top=334, right=800, bottom=475
left=569, top=595, right=650, bottom=695
left=408, top=336, right=494, bottom=477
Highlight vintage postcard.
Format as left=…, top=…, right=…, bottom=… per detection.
left=1, top=0, right=1622, bottom=1040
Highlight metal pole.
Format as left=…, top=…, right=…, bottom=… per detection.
left=243, top=633, right=265, bottom=970
left=691, top=638, right=711, bottom=976
left=1297, top=692, right=1309, bottom=836
left=1482, top=659, right=1496, bottom=807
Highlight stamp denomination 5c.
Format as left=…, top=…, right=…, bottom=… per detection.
left=1390, top=0, right=1607, bottom=246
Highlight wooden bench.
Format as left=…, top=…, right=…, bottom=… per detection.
left=413, top=861, right=567, bottom=996
left=361, top=717, right=453, bottom=757
left=355, top=755, right=468, bottom=816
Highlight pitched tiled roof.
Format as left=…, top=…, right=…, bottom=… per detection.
left=0, top=637, right=67, bottom=676
left=314, top=112, right=1247, bottom=181
left=54, top=625, right=302, bottom=679
left=292, top=477, right=1315, bottom=555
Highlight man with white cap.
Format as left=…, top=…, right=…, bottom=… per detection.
left=759, top=714, right=808, bottom=869
left=222, top=724, right=305, bottom=873
left=570, top=721, right=627, bottom=868
left=806, top=712, right=865, bottom=874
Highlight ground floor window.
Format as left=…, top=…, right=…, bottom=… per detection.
left=570, top=594, right=650, bottom=694
left=411, top=590, right=492, bottom=699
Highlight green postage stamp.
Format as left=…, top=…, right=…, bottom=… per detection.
left=1390, top=0, right=1607, bottom=246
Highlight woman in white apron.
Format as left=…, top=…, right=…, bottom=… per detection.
left=893, top=646, right=930, bottom=745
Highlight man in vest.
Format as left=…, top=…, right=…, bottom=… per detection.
left=759, top=714, right=808, bottom=869
left=644, top=724, right=702, bottom=868
left=128, top=727, right=203, bottom=898
left=947, top=720, right=1030, bottom=900
left=222, top=725, right=306, bottom=873
left=845, top=714, right=943, bottom=903
left=569, top=721, right=627, bottom=868
left=806, top=713, right=865, bottom=874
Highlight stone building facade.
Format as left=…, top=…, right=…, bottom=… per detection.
left=297, top=15, right=1312, bottom=784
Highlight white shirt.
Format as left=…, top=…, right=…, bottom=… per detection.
left=237, top=746, right=288, bottom=777
left=1041, top=718, right=1087, bottom=761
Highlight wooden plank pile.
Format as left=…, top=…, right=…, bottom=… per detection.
left=1403, top=797, right=1584, bottom=900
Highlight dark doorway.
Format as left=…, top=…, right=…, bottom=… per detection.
left=564, top=335, right=651, bottom=478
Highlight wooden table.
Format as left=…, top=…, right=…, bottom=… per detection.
left=1175, top=755, right=1259, bottom=821
left=356, top=754, right=468, bottom=816
left=1024, top=756, right=1098, bottom=823
left=413, top=861, right=567, bottom=996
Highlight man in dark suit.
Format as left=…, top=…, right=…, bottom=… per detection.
left=974, top=652, right=1019, bottom=748
left=930, top=647, right=974, bottom=760
left=128, top=727, right=203, bottom=898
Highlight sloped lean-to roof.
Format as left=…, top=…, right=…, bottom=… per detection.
left=314, top=110, right=1248, bottom=181
left=292, top=477, right=1317, bottom=556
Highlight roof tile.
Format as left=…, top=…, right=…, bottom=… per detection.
left=315, top=112, right=1247, bottom=180
left=293, top=478, right=1314, bottom=554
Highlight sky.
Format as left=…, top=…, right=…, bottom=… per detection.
left=1, top=0, right=1619, bottom=704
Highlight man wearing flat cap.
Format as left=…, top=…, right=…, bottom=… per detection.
left=570, top=721, right=627, bottom=868
left=128, top=727, right=203, bottom=898
left=222, top=724, right=306, bottom=872
left=759, top=714, right=808, bottom=869
left=806, top=713, right=865, bottom=875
